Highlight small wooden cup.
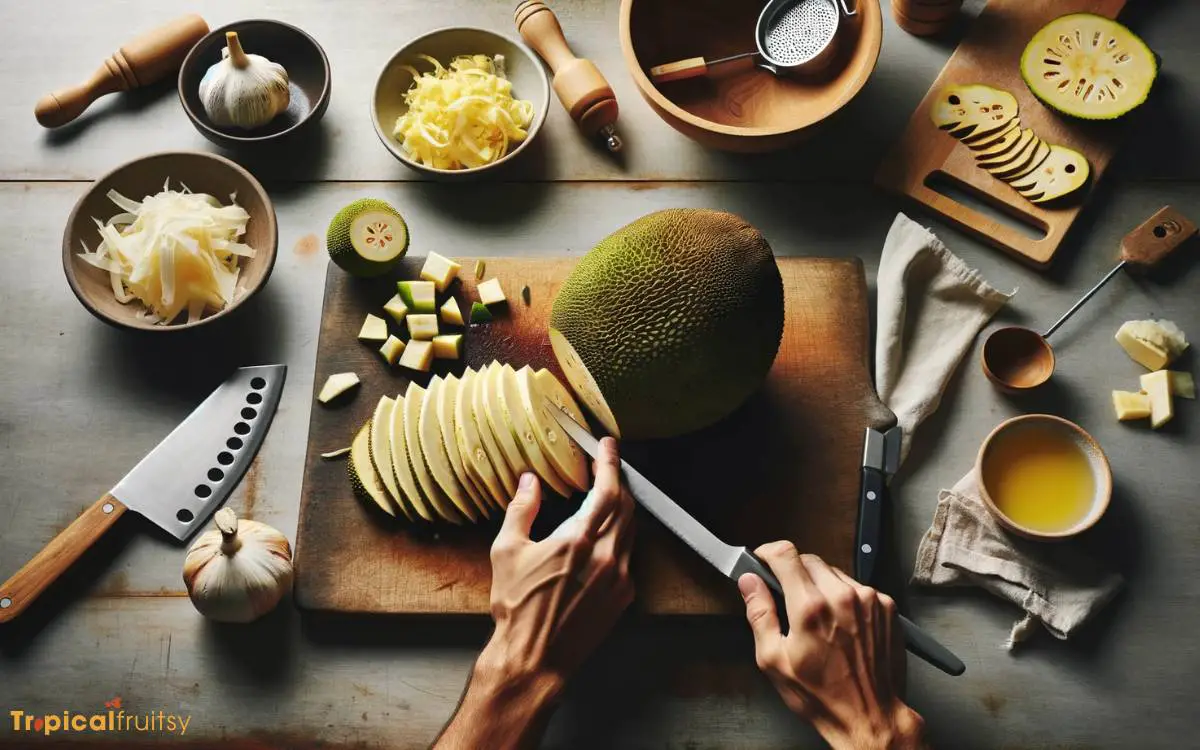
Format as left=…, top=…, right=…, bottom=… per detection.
left=976, top=414, right=1112, bottom=541
left=62, top=151, right=277, bottom=332
left=891, top=0, right=962, bottom=36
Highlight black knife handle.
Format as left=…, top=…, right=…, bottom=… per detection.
left=854, top=466, right=887, bottom=586
left=730, top=549, right=965, bottom=676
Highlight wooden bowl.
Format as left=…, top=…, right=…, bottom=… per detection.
left=178, top=19, right=331, bottom=147
left=981, top=326, right=1056, bottom=392
left=976, top=415, right=1112, bottom=541
left=371, top=27, right=550, bottom=177
left=62, top=152, right=278, bottom=332
left=620, top=0, right=883, bottom=152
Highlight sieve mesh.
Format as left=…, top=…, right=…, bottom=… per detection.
left=762, top=0, right=839, bottom=66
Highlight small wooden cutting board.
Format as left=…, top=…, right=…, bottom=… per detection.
left=876, top=0, right=1129, bottom=269
left=294, top=256, right=893, bottom=615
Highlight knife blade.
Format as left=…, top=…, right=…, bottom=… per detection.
left=854, top=425, right=902, bottom=586
left=0, top=364, right=286, bottom=623
left=546, top=401, right=964, bottom=677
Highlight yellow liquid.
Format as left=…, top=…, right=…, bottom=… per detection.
left=982, top=427, right=1095, bottom=534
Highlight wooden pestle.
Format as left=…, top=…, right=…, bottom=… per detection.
left=35, top=14, right=209, bottom=128
left=514, top=0, right=622, bottom=152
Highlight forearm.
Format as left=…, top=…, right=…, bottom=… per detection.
left=433, top=640, right=563, bottom=750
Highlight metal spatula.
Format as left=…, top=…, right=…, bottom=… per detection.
left=0, top=365, right=286, bottom=623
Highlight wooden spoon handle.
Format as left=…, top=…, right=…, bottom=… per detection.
left=0, top=494, right=127, bottom=623
left=650, top=57, right=711, bottom=84
left=34, top=14, right=208, bottom=128
left=1119, top=206, right=1198, bottom=270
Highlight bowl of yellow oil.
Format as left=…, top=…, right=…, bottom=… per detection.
left=976, top=415, right=1111, bottom=540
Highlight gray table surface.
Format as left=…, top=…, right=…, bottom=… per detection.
left=1, top=1, right=1197, bottom=748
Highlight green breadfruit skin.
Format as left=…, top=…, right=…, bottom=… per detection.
left=550, top=208, right=785, bottom=439
left=327, top=199, right=408, bottom=278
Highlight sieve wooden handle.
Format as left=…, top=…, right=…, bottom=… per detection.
left=651, top=57, right=710, bottom=84
left=35, top=14, right=209, bottom=128
left=1119, top=206, right=1198, bottom=271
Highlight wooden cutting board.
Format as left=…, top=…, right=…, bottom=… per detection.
left=876, top=0, right=1129, bottom=268
left=293, top=257, right=894, bottom=615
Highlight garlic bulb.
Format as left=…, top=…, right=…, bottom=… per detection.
left=183, top=508, right=293, bottom=623
left=198, top=31, right=290, bottom=129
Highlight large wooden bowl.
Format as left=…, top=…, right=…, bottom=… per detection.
left=620, top=0, right=883, bottom=152
left=62, top=152, right=277, bottom=332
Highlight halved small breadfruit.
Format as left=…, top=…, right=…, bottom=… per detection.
left=1021, top=13, right=1157, bottom=120
left=436, top=374, right=492, bottom=519
left=977, top=128, right=1037, bottom=169
left=420, top=252, right=462, bottom=292
left=455, top=368, right=509, bottom=509
left=388, top=393, right=435, bottom=522
left=497, top=364, right=573, bottom=498
left=369, top=396, right=412, bottom=521
left=963, top=118, right=1020, bottom=149
left=420, top=377, right=478, bottom=522
left=481, top=363, right=532, bottom=482
left=358, top=313, right=389, bottom=343
left=996, top=137, right=1051, bottom=183
left=471, top=364, right=517, bottom=497
left=970, top=123, right=1025, bottom=161
left=403, top=383, right=462, bottom=524
left=930, top=84, right=1019, bottom=140
left=516, top=366, right=590, bottom=492
left=441, top=297, right=464, bottom=326
left=327, top=199, right=408, bottom=278
left=398, top=339, right=434, bottom=373
left=317, top=372, right=360, bottom=404
left=349, top=422, right=396, bottom=518
left=1010, top=145, right=1090, bottom=203
left=397, top=280, right=437, bottom=314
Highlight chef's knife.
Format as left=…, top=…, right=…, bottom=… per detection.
left=546, top=401, right=964, bottom=677
left=0, top=365, right=286, bottom=623
left=854, top=426, right=902, bottom=586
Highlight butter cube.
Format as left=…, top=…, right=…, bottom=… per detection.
left=1112, top=390, right=1151, bottom=421
left=1140, top=370, right=1174, bottom=429
left=1116, top=319, right=1189, bottom=371
left=1167, top=371, right=1196, bottom=400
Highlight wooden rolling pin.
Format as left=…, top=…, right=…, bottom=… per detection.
left=514, top=0, right=622, bottom=152
left=35, top=14, right=209, bottom=128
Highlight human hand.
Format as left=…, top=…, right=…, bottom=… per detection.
left=739, top=543, right=926, bottom=750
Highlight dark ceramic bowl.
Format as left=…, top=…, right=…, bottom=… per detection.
left=178, top=19, right=331, bottom=147
left=63, top=151, right=278, bottom=332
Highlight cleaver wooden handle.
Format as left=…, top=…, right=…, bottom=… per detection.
left=1119, top=205, right=1198, bottom=271
left=0, top=494, right=127, bottom=623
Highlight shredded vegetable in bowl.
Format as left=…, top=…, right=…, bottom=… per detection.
left=77, top=180, right=256, bottom=324
left=392, top=54, right=535, bottom=170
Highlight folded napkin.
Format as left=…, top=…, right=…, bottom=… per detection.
left=874, top=213, right=1124, bottom=648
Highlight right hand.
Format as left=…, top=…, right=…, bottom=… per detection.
left=738, top=543, right=927, bottom=750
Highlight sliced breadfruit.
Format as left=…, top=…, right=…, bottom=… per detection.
left=471, top=364, right=517, bottom=496
left=349, top=422, right=396, bottom=518
left=379, top=335, right=405, bottom=366
left=1020, top=13, right=1157, bottom=121
left=383, top=294, right=409, bottom=325
left=437, top=374, right=492, bottom=519
left=397, top=280, right=437, bottom=313
left=497, top=364, right=573, bottom=498
left=971, top=123, right=1026, bottom=161
left=420, top=252, right=462, bottom=292
left=516, top=366, right=590, bottom=492
left=469, top=302, right=494, bottom=324
left=369, top=397, right=412, bottom=520
left=977, top=128, right=1036, bottom=169
left=388, top=393, right=435, bottom=522
left=399, top=339, right=434, bottom=373
left=440, top=297, right=464, bottom=326
left=432, top=334, right=463, bottom=360
left=317, top=372, right=360, bottom=404
left=358, top=313, right=389, bottom=342
left=930, top=84, right=1019, bottom=140
left=481, top=362, right=532, bottom=483
left=419, top=377, right=479, bottom=522
left=996, top=137, right=1051, bottom=183
left=407, top=314, right=439, bottom=341
left=458, top=367, right=511, bottom=508
left=963, top=118, right=1019, bottom=149
left=535, top=369, right=588, bottom=425
left=403, top=383, right=463, bottom=524
left=1009, top=144, right=1091, bottom=203
left=477, top=278, right=507, bottom=307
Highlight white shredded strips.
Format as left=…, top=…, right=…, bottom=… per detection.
left=77, top=182, right=255, bottom=324
left=392, top=54, right=534, bottom=170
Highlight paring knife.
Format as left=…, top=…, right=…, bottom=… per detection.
left=855, top=426, right=902, bottom=586
left=0, top=365, right=286, bottom=623
left=546, top=401, right=965, bottom=677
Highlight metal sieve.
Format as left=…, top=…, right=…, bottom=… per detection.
left=649, top=0, right=856, bottom=85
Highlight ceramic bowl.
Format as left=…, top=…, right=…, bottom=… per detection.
left=976, top=414, right=1112, bottom=540
left=619, top=0, right=883, bottom=152
left=372, top=27, right=550, bottom=176
left=178, top=19, right=331, bottom=147
left=62, top=151, right=278, bottom=332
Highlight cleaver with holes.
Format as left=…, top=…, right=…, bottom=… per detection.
left=0, top=365, right=285, bottom=623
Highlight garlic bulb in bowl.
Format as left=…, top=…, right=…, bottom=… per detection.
left=183, top=508, right=293, bottom=623
left=199, top=31, right=290, bottom=129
